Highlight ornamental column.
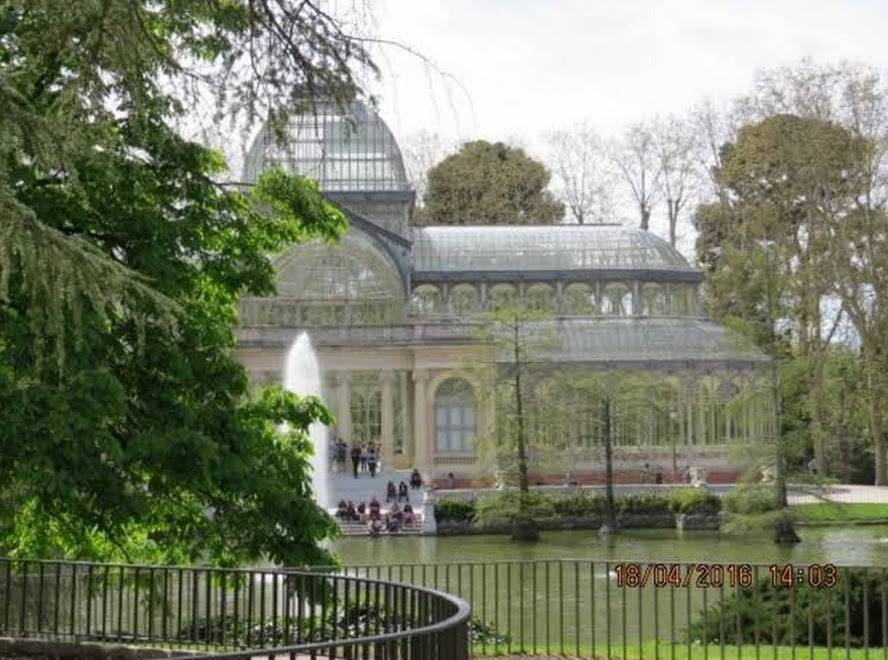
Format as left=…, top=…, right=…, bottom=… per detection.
left=335, top=371, right=352, bottom=444
left=413, top=369, right=430, bottom=481
left=380, top=370, right=395, bottom=469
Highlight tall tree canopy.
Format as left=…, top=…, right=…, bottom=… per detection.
left=0, top=1, right=374, bottom=564
left=421, top=140, right=564, bottom=225
left=694, top=113, right=881, bottom=488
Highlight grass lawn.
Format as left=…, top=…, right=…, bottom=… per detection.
left=792, top=502, right=888, bottom=523
left=475, top=641, right=881, bottom=658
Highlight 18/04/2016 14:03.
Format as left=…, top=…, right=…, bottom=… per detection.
left=613, top=563, right=839, bottom=589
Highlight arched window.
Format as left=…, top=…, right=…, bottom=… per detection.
left=602, top=283, right=633, bottom=316
left=488, top=284, right=517, bottom=311
left=351, top=384, right=381, bottom=444
left=641, top=283, right=667, bottom=315
left=450, top=284, right=479, bottom=316
left=670, top=284, right=697, bottom=315
left=411, top=285, right=442, bottom=317
left=434, top=378, right=476, bottom=453
left=564, top=283, right=597, bottom=315
left=526, top=284, right=555, bottom=312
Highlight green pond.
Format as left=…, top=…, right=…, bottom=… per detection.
left=331, top=525, right=888, bottom=567
left=328, top=526, right=888, bottom=652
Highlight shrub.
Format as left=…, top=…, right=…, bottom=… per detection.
left=475, top=491, right=555, bottom=527
left=552, top=493, right=606, bottom=517
left=668, top=487, right=721, bottom=514
left=688, top=569, right=886, bottom=647
left=434, top=498, right=476, bottom=523
left=722, top=484, right=778, bottom=514
left=616, top=493, right=671, bottom=515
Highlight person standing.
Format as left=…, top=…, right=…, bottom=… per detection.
left=350, top=443, right=361, bottom=479
left=360, top=442, right=368, bottom=473
left=367, top=451, right=378, bottom=478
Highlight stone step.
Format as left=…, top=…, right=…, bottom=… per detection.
left=336, top=517, right=424, bottom=537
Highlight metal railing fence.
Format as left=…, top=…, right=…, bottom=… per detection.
left=0, top=558, right=471, bottom=659
left=314, top=559, right=888, bottom=659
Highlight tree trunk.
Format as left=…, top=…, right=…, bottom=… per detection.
left=864, top=358, right=887, bottom=485
left=770, top=358, right=788, bottom=508
left=667, top=198, right=678, bottom=247
left=512, top=320, right=538, bottom=541
left=640, top=203, right=650, bottom=232
left=601, top=396, right=618, bottom=534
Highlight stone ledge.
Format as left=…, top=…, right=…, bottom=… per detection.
left=0, top=638, right=180, bottom=660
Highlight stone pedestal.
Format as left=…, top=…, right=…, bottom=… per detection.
left=421, top=486, right=437, bottom=535
left=689, top=466, right=707, bottom=487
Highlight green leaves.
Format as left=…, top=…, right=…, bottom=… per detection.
left=423, top=140, right=564, bottom=224
left=0, top=1, right=357, bottom=565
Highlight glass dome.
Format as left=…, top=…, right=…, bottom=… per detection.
left=410, top=225, right=693, bottom=272
left=273, top=231, right=405, bottom=300
left=243, top=101, right=410, bottom=193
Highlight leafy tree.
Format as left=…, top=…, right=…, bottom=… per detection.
left=422, top=140, right=564, bottom=225
left=546, top=370, right=679, bottom=534
left=695, top=114, right=869, bottom=513
left=471, top=304, right=559, bottom=541
left=0, top=1, right=376, bottom=565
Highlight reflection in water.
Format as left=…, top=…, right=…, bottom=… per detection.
left=332, top=525, right=888, bottom=567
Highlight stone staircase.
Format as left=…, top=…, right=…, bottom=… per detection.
left=336, top=516, right=424, bottom=537
left=325, top=467, right=425, bottom=536
left=325, top=467, right=417, bottom=507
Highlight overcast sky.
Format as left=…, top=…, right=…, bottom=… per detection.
left=366, top=0, right=888, bottom=148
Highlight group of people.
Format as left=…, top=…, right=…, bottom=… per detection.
left=330, top=438, right=380, bottom=478
left=335, top=496, right=417, bottom=535
left=332, top=468, right=427, bottom=537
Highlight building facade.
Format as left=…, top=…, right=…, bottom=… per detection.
left=235, top=102, right=771, bottom=486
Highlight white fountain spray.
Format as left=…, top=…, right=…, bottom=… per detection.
left=282, top=332, right=330, bottom=508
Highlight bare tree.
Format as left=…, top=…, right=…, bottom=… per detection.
left=400, top=130, right=455, bottom=205
left=545, top=123, right=616, bottom=224
left=652, top=115, right=701, bottom=247
left=610, top=122, right=662, bottom=231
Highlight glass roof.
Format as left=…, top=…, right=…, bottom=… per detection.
left=411, top=225, right=693, bottom=272
left=243, top=101, right=410, bottom=193
left=501, top=318, right=765, bottom=363
left=272, top=231, right=405, bottom=300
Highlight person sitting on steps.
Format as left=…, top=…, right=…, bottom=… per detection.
left=356, top=501, right=367, bottom=523
left=368, top=496, right=381, bottom=521
left=403, top=502, right=415, bottom=526
left=335, top=500, right=347, bottom=519
left=368, top=517, right=383, bottom=537
left=345, top=500, right=357, bottom=522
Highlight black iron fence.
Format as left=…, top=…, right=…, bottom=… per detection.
left=315, top=560, right=888, bottom=659
left=0, top=558, right=471, bottom=659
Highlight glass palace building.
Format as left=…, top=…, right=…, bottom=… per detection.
left=236, top=102, right=771, bottom=486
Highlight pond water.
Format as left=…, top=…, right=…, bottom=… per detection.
left=331, top=525, right=888, bottom=567
left=329, top=526, right=888, bottom=651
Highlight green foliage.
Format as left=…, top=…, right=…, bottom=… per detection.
left=668, top=488, right=721, bottom=514
left=722, top=485, right=779, bottom=515
left=551, top=493, right=607, bottom=517
left=0, top=1, right=361, bottom=566
left=468, top=617, right=511, bottom=645
left=475, top=491, right=555, bottom=527
left=423, top=140, right=564, bottom=224
left=616, top=493, right=672, bottom=515
left=688, top=569, right=887, bottom=647
left=434, top=498, right=477, bottom=524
